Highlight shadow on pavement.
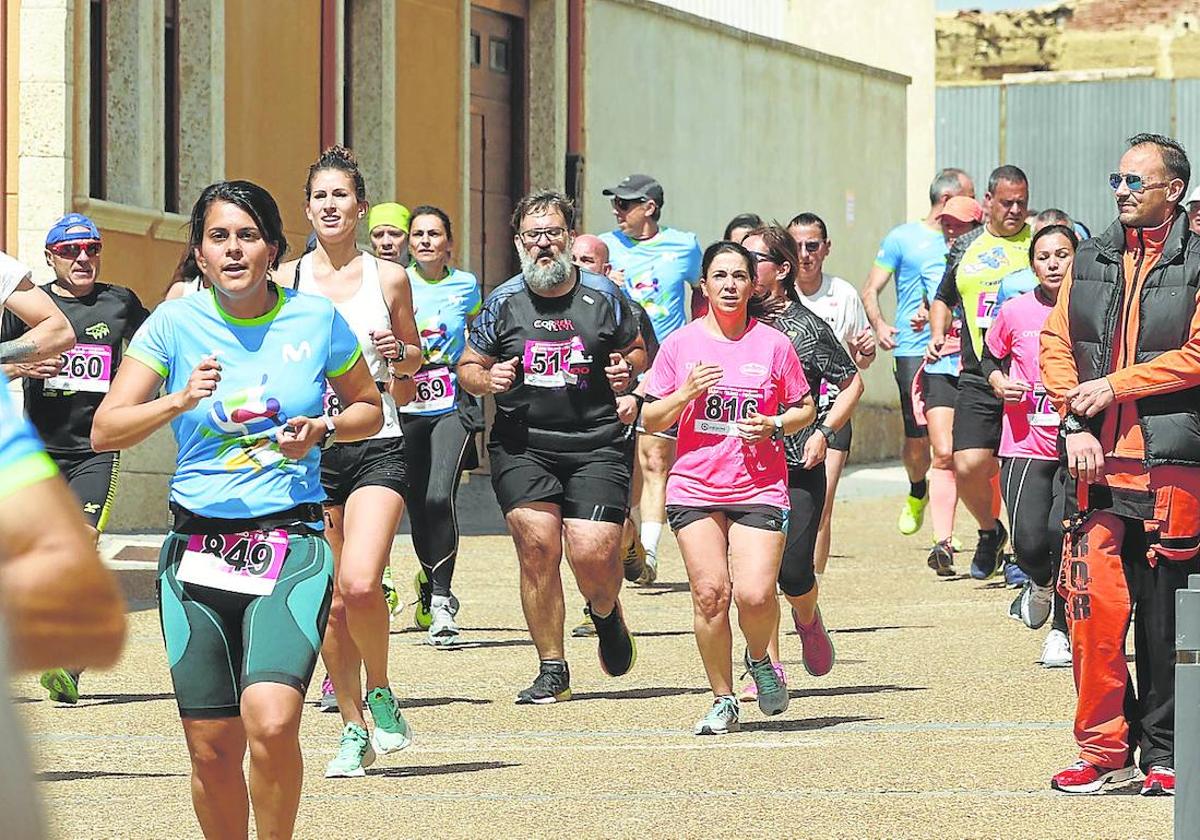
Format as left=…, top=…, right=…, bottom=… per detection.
left=741, top=714, right=879, bottom=733
left=69, top=692, right=176, bottom=707
left=398, top=696, right=491, bottom=709
left=570, top=686, right=710, bottom=702
left=37, top=770, right=185, bottom=782
left=437, top=638, right=534, bottom=651
left=633, top=583, right=691, bottom=596
left=826, top=625, right=933, bottom=634
left=367, top=760, right=518, bottom=779
left=788, top=684, right=924, bottom=700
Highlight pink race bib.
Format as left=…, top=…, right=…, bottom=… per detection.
left=694, top=385, right=763, bottom=437
left=45, top=344, right=113, bottom=393
left=976, top=293, right=999, bottom=329
left=522, top=336, right=588, bottom=388
left=1027, top=384, right=1060, bottom=427
left=177, top=529, right=289, bottom=596
left=401, top=366, right=455, bottom=413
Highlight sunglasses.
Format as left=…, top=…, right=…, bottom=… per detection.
left=794, top=240, right=825, bottom=254
left=48, top=241, right=102, bottom=259
left=745, top=249, right=778, bottom=265
left=1109, top=172, right=1170, bottom=192
left=518, top=226, right=567, bottom=245
left=611, top=197, right=647, bottom=212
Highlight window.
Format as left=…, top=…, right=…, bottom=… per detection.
left=164, top=0, right=180, bottom=212
left=88, top=0, right=107, bottom=200
left=471, top=31, right=481, bottom=67
left=489, top=36, right=509, bottom=74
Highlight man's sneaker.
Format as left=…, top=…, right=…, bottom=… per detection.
left=738, top=662, right=786, bottom=701
left=927, top=539, right=956, bottom=577
left=591, top=601, right=637, bottom=677
left=427, top=593, right=461, bottom=647
left=324, top=722, right=376, bottom=778
left=1008, top=579, right=1053, bottom=630
left=1050, top=759, right=1138, bottom=794
left=318, top=674, right=339, bottom=711
left=1040, top=629, right=1072, bottom=668
left=793, top=606, right=835, bottom=677
left=694, top=695, right=740, bottom=735
left=365, top=686, right=412, bottom=754
left=897, top=493, right=928, bottom=536
left=381, top=565, right=401, bottom=618
left=744, top=650, right=789, bottom=716
left=1003, top=559, right=1029, bottom=588
left=571, top=606, right=597, bottom=638
left=40, top=669, right=80, bottom=705
left=1141, top=765, right=1175, bottom=796
left=635, top=555, right=658, bottom=585
left=515, top=660, right=571, bottom=705
left=622, top=533, right=647, bottom=582
left=412, top=569, right=433, bottom=630
left=969, top=522, right=1008, bottom=580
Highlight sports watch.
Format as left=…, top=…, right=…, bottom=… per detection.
left=319, top=414, right=337, bottom=450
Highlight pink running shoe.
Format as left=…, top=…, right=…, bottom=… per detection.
left=319, top=674, right=338, bottom=712
left=737, top=662, right=786, bottom=701
left=793, top=606, right=835, bottom=677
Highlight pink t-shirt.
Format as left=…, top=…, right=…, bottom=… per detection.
left=646, top=318, right=809, bottom=508
left=984, top=289, right=1058, bottom=460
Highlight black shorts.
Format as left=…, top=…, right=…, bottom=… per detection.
left=923, top=371, right=959, bottom=411
left=826, top=421, right=852, bottom=453
left=319, top=437, right=408, bottom=507
left=893, top=356, right=928, bottom=439
left=952, top=374, right=1003, bottom=453
left=666, top=504, right=786, bottom=533
left=54, top=450, right=120, bottom=531
left=778, top=465, right=826, bottom=597
left=489, top=438, right=629, bottom=523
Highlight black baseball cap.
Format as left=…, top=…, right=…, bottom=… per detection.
left=603, top=174, right=664, bottom=207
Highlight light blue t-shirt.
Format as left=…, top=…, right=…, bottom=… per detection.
left=126, top=286, right=361, bottom=519
left=404, top=265, right=482, bottom=417
left=874, top=221, right=948, bottom=357
left=0, top=372, right=58, bottom=496
left=996, top=267, right=1037, bottom=310
left=600, top=227, right=702, bottom=342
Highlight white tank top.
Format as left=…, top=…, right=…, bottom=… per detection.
left=298, top=251, right=402, bottom=439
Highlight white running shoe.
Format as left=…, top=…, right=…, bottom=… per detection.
left=1040, top=629, right=1072, bottom=668
left=427, top=593, right=461, bottom=647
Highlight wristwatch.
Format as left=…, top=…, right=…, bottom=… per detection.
left=1062, top=413, right=1090, bottom=435
left=816, top=423, right=836, bottom=442
left=319, top=415, right=337, bottom=450
left=771, top=416, right=785, bottom=441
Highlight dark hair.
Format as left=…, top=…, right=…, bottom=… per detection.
left=1035, top=208, right=1072, bottom=227
left=745, top=224, right=800, bottom=302
left=511, top=189, right=575, bottom=233
left=184, top=180, right=288, bottom=280
left=929, top=167, right=971, bottom=205
left=408, top=204, right=454, bottom=242
left=987, top=164, right=1028, bottom=194
left=1028, top=223, right=1078, bottom=261
left=305, top=145, right=367, bottom=202
left=1128, top=132, right=1191, bottom=195
left=786, top=212, right=829, bottom=241
left=723, top=213, right=763, bottom=240
left=700, top=240, right=769, bottom=320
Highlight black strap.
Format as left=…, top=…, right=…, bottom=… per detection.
left=293, top=254, right=303, bottom=290
left=170, top=502, right=323, bottom=535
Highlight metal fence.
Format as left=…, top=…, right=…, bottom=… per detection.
left=937, top=78, right=1200, bottom=233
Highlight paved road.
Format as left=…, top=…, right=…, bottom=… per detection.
left=17, top=492, right=1170, bottom=839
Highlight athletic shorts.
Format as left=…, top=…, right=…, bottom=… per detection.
left=54, top=450, right=120, bottom=531
left=923, top=371, right=960, bottom=411
left=488, top=438, right=629, bottom=523
left=156, top=514, right=333, bottom=719
left=666, top=504, right=786, bottom=533
left=952, top=373, right=1003, bottom=453
left=320, top=438, right=407, bottom=507
left=826, top=421, right=852, bottom=453
left=893, top=356, right=928, bottom=439
left=778, top=465, right=826, bottom=598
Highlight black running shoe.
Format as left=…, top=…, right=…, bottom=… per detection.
left=590, top=600, right=637, bottom=677
left=515, top=660, right=571, bottom=705
left=970, top=521, right=1008, bottom=580
left=927, top=539, right=955, bottom=577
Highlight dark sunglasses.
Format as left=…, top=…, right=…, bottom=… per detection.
left=1109, top=172, right=1169, bottom=193
left=611, top=197, right=647, bottom=212
left=49, top=240, right=102, bottom=259
left=745, top=249, right=778, bottom=265
left=795, top=240, right=824, bottom=253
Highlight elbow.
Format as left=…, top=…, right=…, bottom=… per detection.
left=90, top=413, right=116, bottom=452
left=50, top=318, right=76, bottom=356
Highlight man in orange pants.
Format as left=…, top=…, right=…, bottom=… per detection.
left=1041, top=132, right=1200, bottom=796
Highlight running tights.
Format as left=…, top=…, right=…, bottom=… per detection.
left=1000, top=456, right=1068, bottom=634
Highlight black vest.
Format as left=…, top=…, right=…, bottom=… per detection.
left=1067, top=213, right=1200, bottom=467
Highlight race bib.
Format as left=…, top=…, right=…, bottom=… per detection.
left=45, top=344, right=112, bottom=393
left=1028, top=384, right=1060, bottom=427
left=976, top=292, right=999, bottom=329
left=401, top=366, right=455, bottom=413
left=817, top=379, right=841, bottom=411
left=177, top=529, right=289, bottom=597
left=323, top=383, right=343, bottom=417
left=694, top=385, right=762, bottom=437
left=522, top=336, right=588, bottom=389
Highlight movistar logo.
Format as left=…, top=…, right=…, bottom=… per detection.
left=282, top=341, right=312, bottom=363
left=85, top=323, right=110, bottom=340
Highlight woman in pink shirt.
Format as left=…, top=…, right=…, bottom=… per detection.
left=643, top=241, right=814, bottom=735
left=982, top=224, right=1078, bottom=668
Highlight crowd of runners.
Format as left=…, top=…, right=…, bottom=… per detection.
left=1, top=130, right=1198, bottom=836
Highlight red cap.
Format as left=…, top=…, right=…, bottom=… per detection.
left=938, top=196, right=983, bottom=224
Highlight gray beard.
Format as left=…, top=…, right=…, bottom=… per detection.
left=518, top=247, right=573, bottom=292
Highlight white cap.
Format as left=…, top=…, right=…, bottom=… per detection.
left=1187, top=186, right=1200, bottom=206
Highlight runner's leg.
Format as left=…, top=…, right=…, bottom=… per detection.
left=241, top=682, right=304, bottom=840
left=181, top=718, right=249, bottom=839
left=676, top=513, right=734, bottom=695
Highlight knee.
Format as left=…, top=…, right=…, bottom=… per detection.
left=517, top=546, right=562, bottom=580
left=931, top=447, right=954, bottom=470
left=640, top=449, right=670, bottom=478
left=691, top=583, right=731, bottom=620
left=244, top=711, right=299, bottom=753
left=337, top=573, right=381, bottom=612
left=953, top=453, right=986, bottom=482
left=732, top=582, right=775, bottom=614
left=189, top=736, right=242, bottom=779
left=325, top=593, right=348, bottom=628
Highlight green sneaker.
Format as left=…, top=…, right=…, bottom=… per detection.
left=412, top=570, right=432, bottom=630
left=366, top=686, right=412, bottom=754
left=897, top=493, right=928, bottom=536
left=40, top=669, right=80, bottom=705
left=324, top=722, right=376, bottom=778
left=381, top=565, right=401, bottom=617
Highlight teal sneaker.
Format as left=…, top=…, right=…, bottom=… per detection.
left=381, top=565, right=401, bottom=618
left=324, top=722, right=376, bottom=778
left=694, top=695, right=740, bottom=735
left=366, top=686, right=412, bottom=754
left=744, top=650, right=789, bottom=716
left=40, top=669, right=80, bottom=705
left=412, top=570, right=432, bottom=630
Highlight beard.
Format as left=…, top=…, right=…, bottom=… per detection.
left=518, top=245, right=573, bottom=292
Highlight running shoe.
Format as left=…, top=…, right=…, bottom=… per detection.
left=926, top=539, right=956, bottom=577
left=427, top=593, right=461, bottom=647
left=738, top=662, right=787, bottom=702
left=1003, top=559, right=1029, bottom=588
left=694, top=695, right=740, bottom=735
left=969, top=521, right=1009, bottom=580
left=591, top=601, right=637, bottom=677
left=318, top=674, right=339, bottom=712
left=1141, top=766, right=1175, bottom=796
left=897, top=493, right=928, bottom=536
left=40, top=669, right=80, bottom=705
left=571, top=606, right=597, bottom=638
left=515, top=660, right=571, bottom=705
left=412, top=569, right=433, bottom=630
left=622, top=533, right=647, bottom=583
left=744, top=650, right=789, bottom=716
left=793, top=606, right=835, bottom=677
left=325, top=722, right=377, bottom=778
left=635, top=555, right=658, bottom=585
left=366, top=686, right=412, bottom=754
left=381, top=565, right=401, bottom=618
left=1039, top=629, right=1072, bottom=668
left=1050, top=759, right=1138, bottom=794
left=1008, top=579, right=1052, bottom=630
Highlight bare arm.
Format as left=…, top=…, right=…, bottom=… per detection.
left=325, top=357, right=384, bottom=443
left=91, top=356, right=205, bottom=451
left=1, top=279, right=75, bottom=363
left=457, top=345, right=516, bottom=396
left=861, top=265, right=896, bottom=348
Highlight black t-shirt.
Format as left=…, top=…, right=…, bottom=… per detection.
left=1, top=283, right=148, bottom=455
left=469, top=270, right=639, bottom=451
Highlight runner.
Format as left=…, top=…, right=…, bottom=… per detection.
left=982, top=224, right=1076, bottom=667
left=995, top=208, right=1072, bottom=310
left=1, top=213, right=148, bottom=704
left=92, top=179, right=384, bottom=835
left=458, top=189, right=645, bottom=704
left=0, top=246, right=74, bottom=364
left=398, top=205, right=482, bottom=646
left=862, top=168, right=974, bottom=539
left=929, top=165, right=1031, bottom=580
left=723, top=213, right=763, bottom=243
left=276, top=145, right=422, bottom=777
left=367, top=202, right=412, bottom=265
left=599, top=173, right=702, bottom=584
left=642, top=239, right=814, bottom=734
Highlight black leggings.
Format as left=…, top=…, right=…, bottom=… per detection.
left=778, top=464, right=826, bottom=598
left=1000, top=456, right=1068, bottom=634
left=399, top=411, right=474, bottom=597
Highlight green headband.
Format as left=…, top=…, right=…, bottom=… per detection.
left=367, top=202, right=411, bottom=233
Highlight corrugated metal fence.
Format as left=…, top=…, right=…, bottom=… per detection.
left=937, top=78, right=1200, bottom=232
